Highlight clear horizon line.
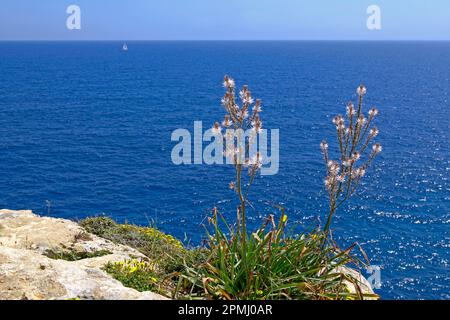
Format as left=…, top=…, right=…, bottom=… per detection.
left=1, top=39, right=449, bottom=42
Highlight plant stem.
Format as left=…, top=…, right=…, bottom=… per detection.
left=236, top=164, right=247, bottom=243
left=324, top=201, right=336, bottom=234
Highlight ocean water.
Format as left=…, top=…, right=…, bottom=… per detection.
left=0, top=41, right=448, bottom=299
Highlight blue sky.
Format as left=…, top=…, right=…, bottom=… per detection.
left=0, top=0, right=448, bottom=40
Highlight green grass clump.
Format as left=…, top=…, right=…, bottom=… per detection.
left=178, top=211, right=377, bottom=300
left=44, top=248, right=112, bottom=261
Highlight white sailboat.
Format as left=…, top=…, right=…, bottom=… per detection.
left=122, top=43, right=128, bottom=51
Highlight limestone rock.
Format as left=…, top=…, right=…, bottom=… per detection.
left=0, top=209, right=166, bottom=300
left=336, top=266, right=377, bottom=299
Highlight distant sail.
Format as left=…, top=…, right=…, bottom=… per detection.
left=122, top=43, right=128, bottom=51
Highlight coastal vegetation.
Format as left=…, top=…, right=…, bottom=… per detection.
left=80, top=76, right=381, bottom=300
left=80, top=216, right=208, bottom=297
left=44, top=248, right=112, bottom=261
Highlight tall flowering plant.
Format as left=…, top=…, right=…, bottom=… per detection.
left=321, top=85, right=382, bottom=233
left=179, top=78, right=381, bottom=300
left=213, top=75, right=264, bottom=243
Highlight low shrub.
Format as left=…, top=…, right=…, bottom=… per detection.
left=79, top=216, right=207, bottom=297
left=105, top=259, right=159, bottom=292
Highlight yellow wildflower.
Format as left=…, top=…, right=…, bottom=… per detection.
left=129, top=266, right=138, bottom=273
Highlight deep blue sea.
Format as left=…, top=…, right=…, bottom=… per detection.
left=0, top=41, right=448, bottom=299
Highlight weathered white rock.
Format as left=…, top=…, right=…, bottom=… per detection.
left=335, top=266, right=377, bottom=299
left=0, top=209, right=167, bottom=300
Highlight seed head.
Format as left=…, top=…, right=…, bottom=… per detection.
left=357, top=85, right=367, bottom=96
left=372, top=143, right=382, bottom=154
left=346, top=102, right=356, bottom=116
left=324, top=176, right=333, bottom=190
left=357, top=115, right=366, bottom=126
left=343, top=159, right=352, bottom=167
left=332, top=115, right=343, bottom=125
left=369, top=107, right=379, bottom=118
left=251, top=116, right=262, bottom=132
left=212, top=122, right=222, bottom=135
left=369, top=127, right=379, bottom=137
left=356, top=167, right=366, bottom=177
left=252, top=99, right=262, bottom=113
left=222, top=115, right=232, bottom=128
left=223, top=75, right=235, bottom=89
left=327, top=160, right=340, bottom=176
